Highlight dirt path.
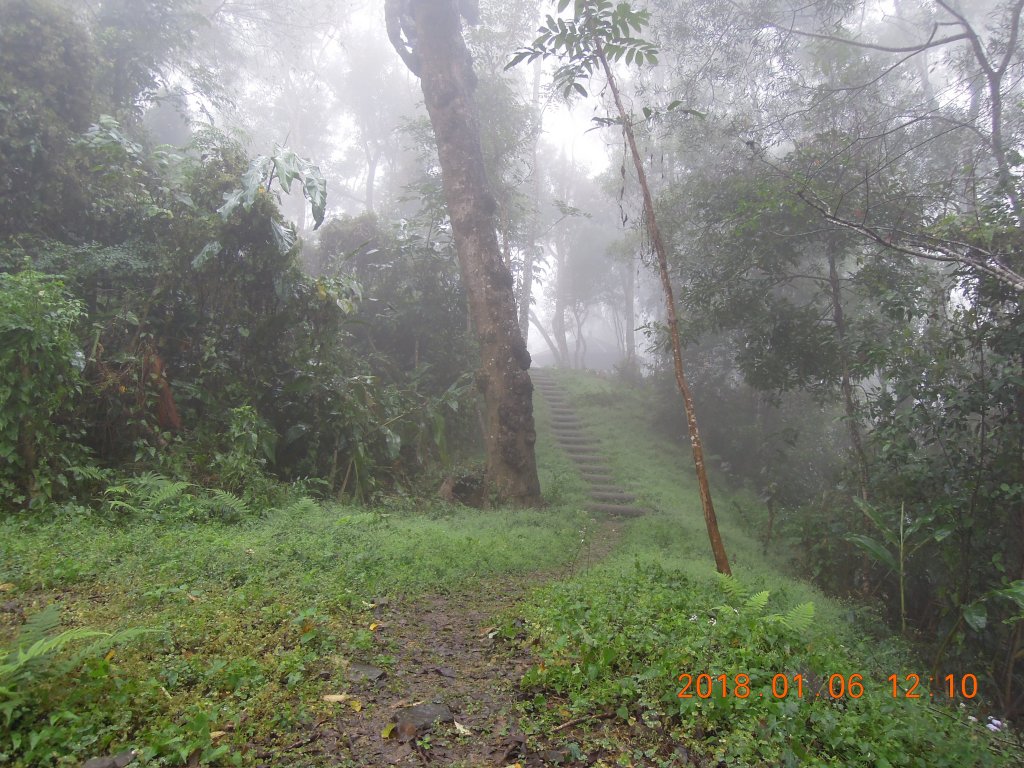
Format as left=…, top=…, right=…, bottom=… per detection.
left=266, top=523, right=618, bottom=768
left=263, top=372, right=639, bottom=767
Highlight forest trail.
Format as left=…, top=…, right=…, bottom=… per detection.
left=531, top=369, right=646, bottom=520
left=275, top=371, right=631, bottom=767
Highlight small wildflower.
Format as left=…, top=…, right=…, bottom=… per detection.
left=689, top=614, right=698, bottom=622
left=708, top=617, right=717, bottom=626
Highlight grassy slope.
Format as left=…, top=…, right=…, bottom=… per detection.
left=0, top=368, right=1019, bottom=766
left=511, top=369, right=1021, bottom=767
left=0, top=494, right=587, bottom=765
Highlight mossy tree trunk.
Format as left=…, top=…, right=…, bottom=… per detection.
left=385, top=0, right=541, bottom=506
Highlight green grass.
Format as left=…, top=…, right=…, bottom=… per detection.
left=0, top=496, right=585, bottom=767
left=1, top=368, right=1020, bottom=766
left=506, top=369, right=1022, bottom=767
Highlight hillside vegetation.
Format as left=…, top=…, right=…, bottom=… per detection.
left=2, top=369, right=1019, bottom=766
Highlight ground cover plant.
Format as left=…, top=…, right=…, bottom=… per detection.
left=0, top=491, right=584, bottom=766
left=1, top=369, right=1021, bottom=766
left=505, top=370, right=1023, bottom=766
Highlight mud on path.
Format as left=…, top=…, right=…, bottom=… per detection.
left=262, top=520, right=623, bottom=768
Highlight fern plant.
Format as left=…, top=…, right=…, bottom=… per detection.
left=0, top=605, right=157, bottom=726
left=717, top=575, right=816, bottom=634
left=104, top=472, right=192, bottom=518
left=102, top=472, right=258, bottom=522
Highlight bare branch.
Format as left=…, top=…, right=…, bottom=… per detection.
left=795, top=190, right=1024, bottom=292
left=728, top=0, right=969, bottom=55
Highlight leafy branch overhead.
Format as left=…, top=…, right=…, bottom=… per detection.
left=510, top=0, right=732, bottom=575
left=213, top=145, right=328, bottom=258
left=507, top=0, right=658, bottom=98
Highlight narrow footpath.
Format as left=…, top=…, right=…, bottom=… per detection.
left=271, top=369, right=642, bottom=767
left=531, top=369, right=646, bottom=519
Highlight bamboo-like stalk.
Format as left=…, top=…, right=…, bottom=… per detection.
left=594, top=38, right=731, bottom=575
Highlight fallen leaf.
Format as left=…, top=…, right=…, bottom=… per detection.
left=322, top=694, right=351, bottom=703
left=381, top=722, right=396, bottom=739
left=349, top=700, right=363, bottom=712
left=210, top=731, right=227, bottom=740
left=0, top=583, right=14, bottom=592
left=454, top=720, right=471, bottom=736
left=478, top=625, right=496, bottom=636
left=104, top=649, right=116, bottom=662
left=369, top=622, right=380, bottom=631
left=186, top=593, right=199, bottom=603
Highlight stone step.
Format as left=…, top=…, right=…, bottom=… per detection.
left=556, top=436, right=600, bottom=445
left=574, top=465, right=614, bottom=475
left=586, top=502, right=646, bottom=517
left=590, top=491, right=636, bottom=503
left=565, top=448, right=602, bottom=460
left=587, top=483, right=629, bottom=494
left=580, top=472, right=616, bottom=483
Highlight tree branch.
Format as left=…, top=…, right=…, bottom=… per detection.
left=796, top=190, right=1024, bottom=292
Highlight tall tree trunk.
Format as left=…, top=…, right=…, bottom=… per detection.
left=595, top=38, right=731, bottom=575
left=385, top=0, right=541, bottom=505
left=365, top=142, right=380, bottom=214
left=552, top=293, right=571, bottom=367
left=518, top=57, right=544, bottom=342
left=530, top=309, right=563, bottom=365
left=827, top=240, right=870, bottom=501
left=623, top=257, right=636, bottom=377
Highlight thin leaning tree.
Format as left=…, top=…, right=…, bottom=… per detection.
left=509, top=0, right=731, bottom=573
left=384, top=0, right=542, bottom=506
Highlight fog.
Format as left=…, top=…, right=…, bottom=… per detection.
left=2, top=0, right=1024, bottom=764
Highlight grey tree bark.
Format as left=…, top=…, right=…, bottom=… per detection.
left=384, top=0, right=541, bottom=505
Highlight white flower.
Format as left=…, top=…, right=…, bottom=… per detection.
left=689, top=614, right=698, bottom=622
left=968, top=716, right=977, bottom=723
left=708, top=617, right=717, bottom=626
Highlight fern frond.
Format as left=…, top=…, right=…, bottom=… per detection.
left=59, top=627, right=161, bottom=673
left=11, top=604, right=60, bottom=650
left=1, top=628, right=110, bottom=687
left=778, top=602, right=815, bottom=634
left=146, top=480, right=192, bottom=508
left=718, top=574, right=747, bottom=602
left=745, top=590, right=771, bottom=612
left=204, top=489, right=252, bottom=519
left=129, top=471, right=169, bottom=494
left=278, top=497, right=319, bottom=516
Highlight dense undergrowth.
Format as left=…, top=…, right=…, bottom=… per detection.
left=0, top=490, right=584, bottom=766
left=1, top=368, right=1021, bottom=766
left=507, top=370, right=1023, bottom=766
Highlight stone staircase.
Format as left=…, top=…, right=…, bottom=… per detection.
left=531, top=369, right=646, bottom=518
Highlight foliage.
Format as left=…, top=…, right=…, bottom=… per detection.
left=511, top=563, right=1017, bottom=766
left=0, top=0, right=101, bottom=240
left=0, top=496, right=583, bottom=765
left=102, top=472, right=254, bottom=523
left=211, top=144, right=327, bottom=257
left=0, top=271, right=92, bottom=509
left=0, top=604, right=155, bottom=756
left=508, top=0, right=659, bottom=98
